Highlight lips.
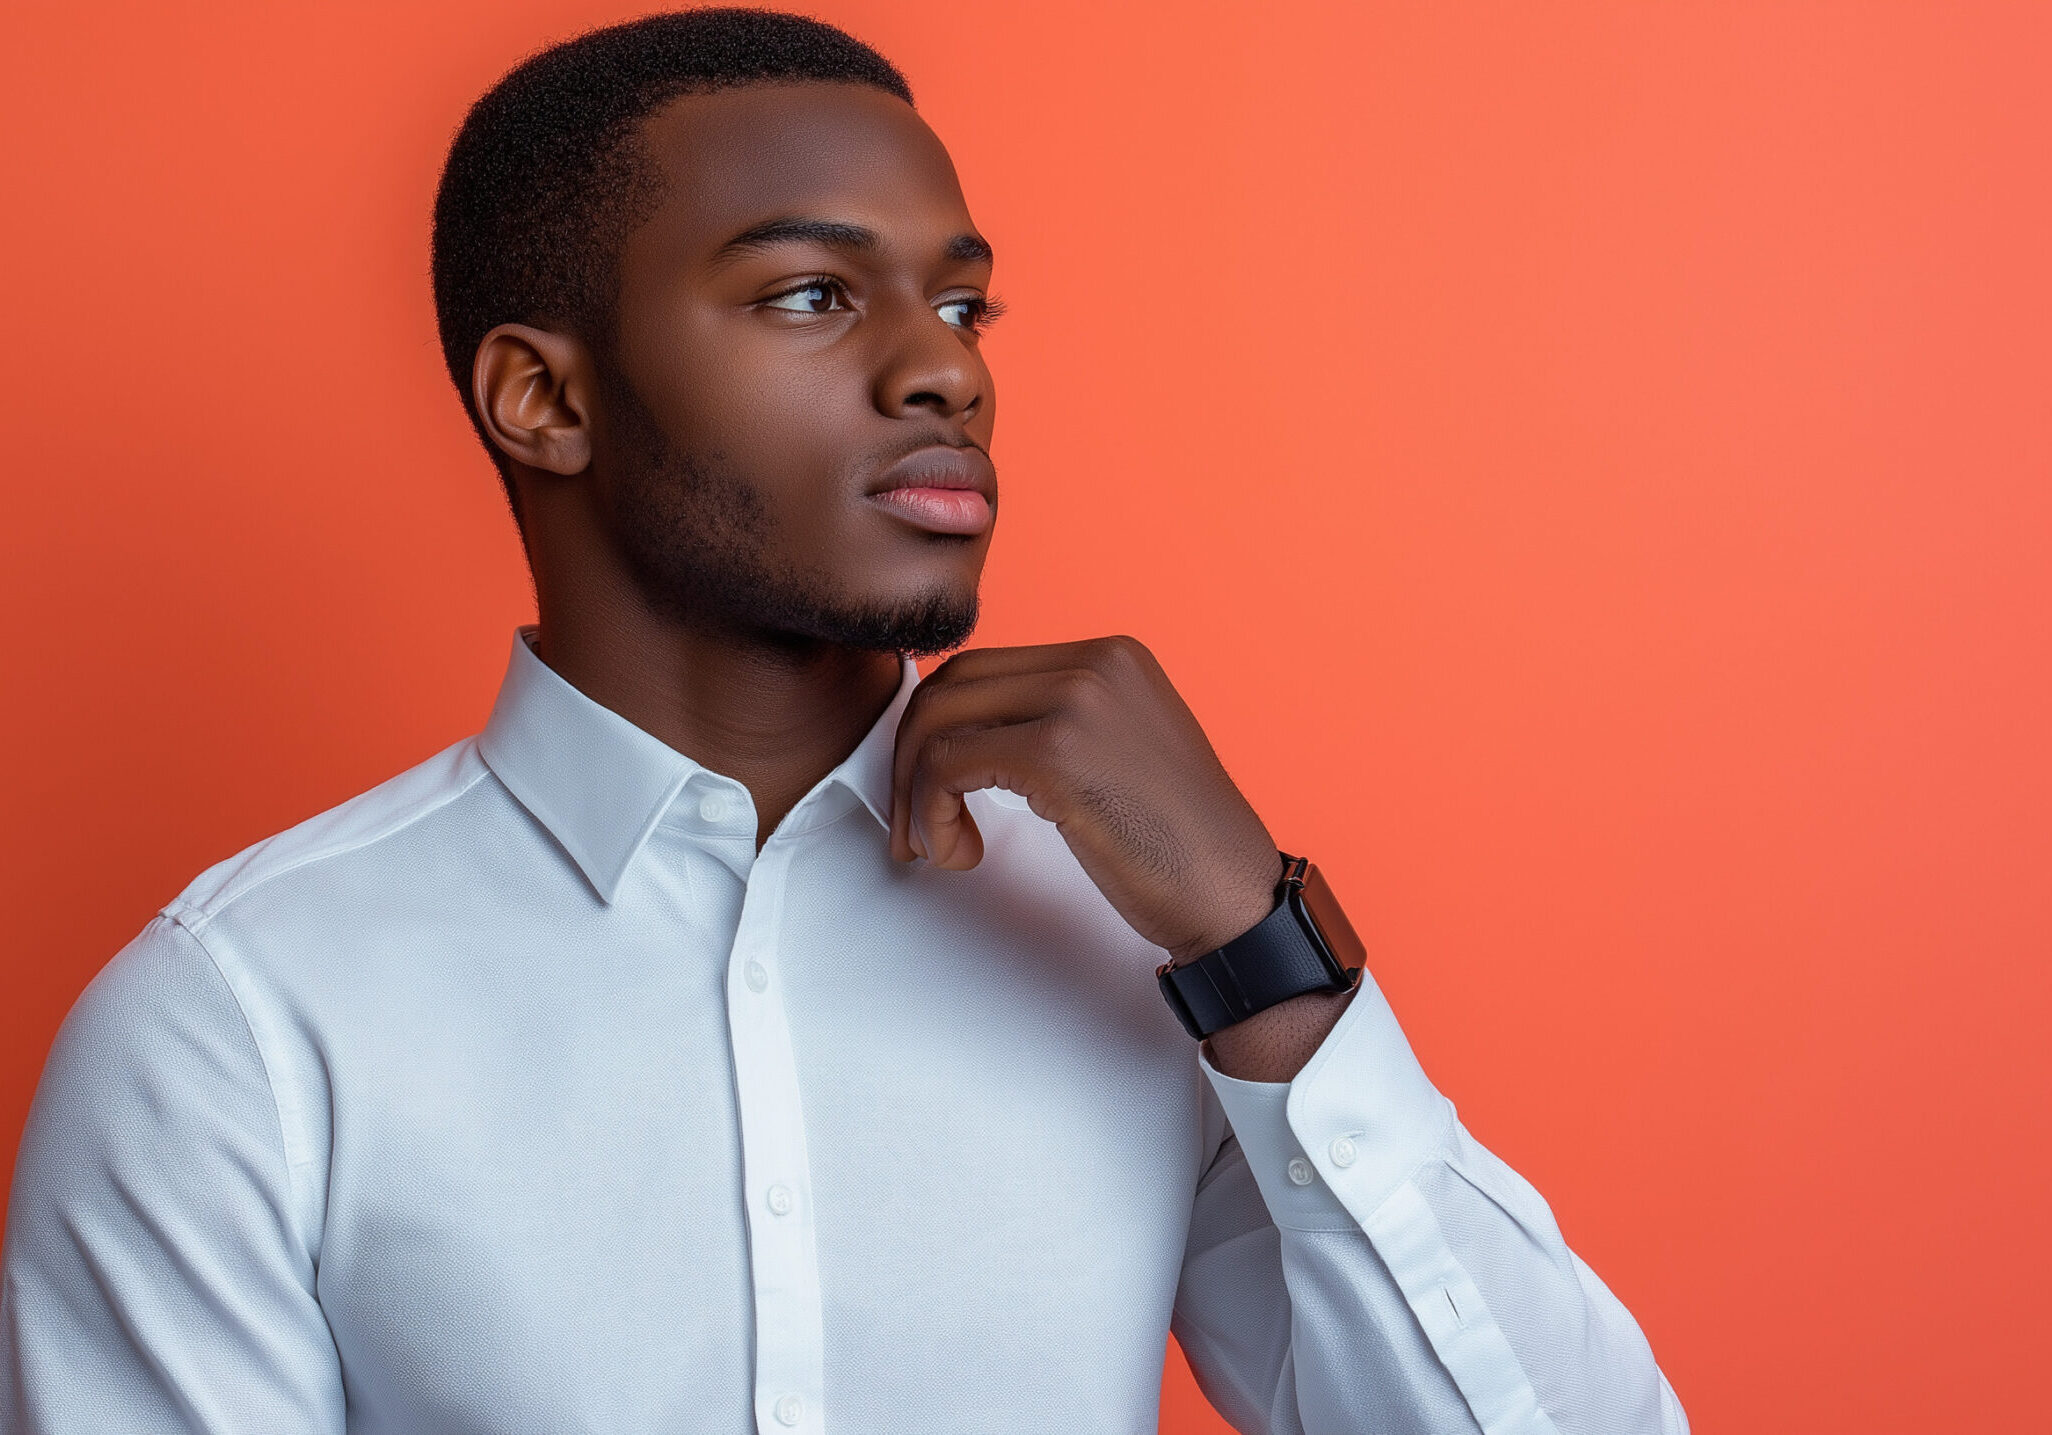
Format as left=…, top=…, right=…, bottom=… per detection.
left=867, top=444, right=996, bottom=502
left=865, top=444, right=997, bottom=536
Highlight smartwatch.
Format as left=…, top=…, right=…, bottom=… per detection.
left=1155, top=850, right=1365, bottom=1040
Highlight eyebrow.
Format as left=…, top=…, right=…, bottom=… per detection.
left=707, top=216, right=993, bottom=269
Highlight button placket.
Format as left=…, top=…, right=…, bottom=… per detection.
left=725, top=839, right=824, bottom=1434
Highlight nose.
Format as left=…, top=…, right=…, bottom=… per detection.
left=871, top=295, right=985, bottom=423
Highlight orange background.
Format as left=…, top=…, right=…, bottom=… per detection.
left=4, top=3, right=2048, bottom=1430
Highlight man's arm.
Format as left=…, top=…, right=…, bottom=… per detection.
left=1171, top=961, right=1689, bottom=1435
left=883, top=636, right=1686, bottom=1429
left=1, top=913, right=344, bottom=1434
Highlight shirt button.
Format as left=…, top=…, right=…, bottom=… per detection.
left=1328, top=1136, right=1357, bottom=1168
left=774, top=1394, right=804, bottom=1426
left=766, top=1184, right=794, bottom=1216
left=744, top=961, right=769, bottom=993
left=698, top=792, right=732, bottom=823
left=1286, top=1158, right=1314, bottom=1186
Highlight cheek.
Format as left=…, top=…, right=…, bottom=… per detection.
left=612, top=301, right=881, bottom=544
left=643, top=322, right=857, bottom=464
left=654, top=366, right=865, bottom=553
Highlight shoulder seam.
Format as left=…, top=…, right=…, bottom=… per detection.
left=158, top=910, right=308, bottom=1245
left=170, top=748, right=493, bottom=934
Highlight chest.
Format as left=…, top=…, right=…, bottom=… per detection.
left=303, top=847, right=1206, bottom=1433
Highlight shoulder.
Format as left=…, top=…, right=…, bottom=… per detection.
left=23, top=738, right=501, bottom=1171
left=164, top=735, right=492, bottom=933
left=20, top=911, right=279, bottom=1206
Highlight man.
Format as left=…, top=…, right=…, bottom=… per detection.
left=1, top=8, right=1688, bottom=1433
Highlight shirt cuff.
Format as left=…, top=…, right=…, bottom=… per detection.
left=1199, top=963, right=1456, bottom=1227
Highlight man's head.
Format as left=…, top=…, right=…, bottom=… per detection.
left=431, top=8, right=999, bottom=659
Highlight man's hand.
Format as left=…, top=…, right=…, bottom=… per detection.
left=888, top=637, right=1355, bottom=1080
left=888, top=636, right=1281, bottom=964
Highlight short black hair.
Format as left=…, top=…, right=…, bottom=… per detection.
left=429, top=7, right=914, bottom=534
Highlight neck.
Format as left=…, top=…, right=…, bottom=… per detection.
left=531, top=599, right=904, bottom=852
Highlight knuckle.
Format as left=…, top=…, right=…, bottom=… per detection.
left=1091, top=634, right=1150, bottom=677
left=1083, top=638, right=1124, bottom=674
left=1119, top=634, right=1161, bottom=674
left=910, top=726, right=952, bottom=781
left=902, top=681, right=944, bottom=724
left=1055, top=666, right=1107, bottom=712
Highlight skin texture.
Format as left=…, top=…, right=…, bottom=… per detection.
left=471, top=80, right=1352, bottom=1082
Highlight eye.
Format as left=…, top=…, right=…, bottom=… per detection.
left=762, top=278, right=851, bottom=315
left=936, top=293, right=1009, bottom=334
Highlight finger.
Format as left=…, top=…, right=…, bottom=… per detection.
left=889, top=668, right=1089, bottom=861
left=903, top=717, right=1063, bottom=870
left=918, top=638, right=1105, bottom=686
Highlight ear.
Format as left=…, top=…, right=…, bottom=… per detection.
left=472, top=323, right=593, bottom=476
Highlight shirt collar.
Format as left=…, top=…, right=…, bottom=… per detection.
left=477, top=624, right=920, bottom=904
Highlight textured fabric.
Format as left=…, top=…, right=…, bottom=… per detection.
left=2, top=624, right=1688, bottom=1434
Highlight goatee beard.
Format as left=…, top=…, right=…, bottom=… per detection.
left=602, top=379, right=981, bottom=660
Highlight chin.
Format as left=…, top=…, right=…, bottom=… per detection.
left=832, top=581, right=981, bottom=659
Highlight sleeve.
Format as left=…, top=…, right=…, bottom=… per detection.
left=1, top=912, right=345, bottom=1434
left=1169, top=963, right=1690, bottom=1435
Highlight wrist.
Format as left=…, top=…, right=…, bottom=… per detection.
left=1155, top=850, right=1366, bottom=1043
left=1165, top=851, right=1289, bottom=966
left=1202, top=982, right=1357, bottom=1082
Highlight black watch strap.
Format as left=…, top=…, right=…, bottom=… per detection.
left=1155, top=851, right=1363, bottom=1040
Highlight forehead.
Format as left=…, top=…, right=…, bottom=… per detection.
left=629, top=81, right=972, bottom=258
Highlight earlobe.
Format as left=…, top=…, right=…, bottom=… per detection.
left=473, top=323, right=593, bottom=476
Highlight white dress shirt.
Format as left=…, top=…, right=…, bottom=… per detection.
left=3, top=624, right=1687, bottom=1435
